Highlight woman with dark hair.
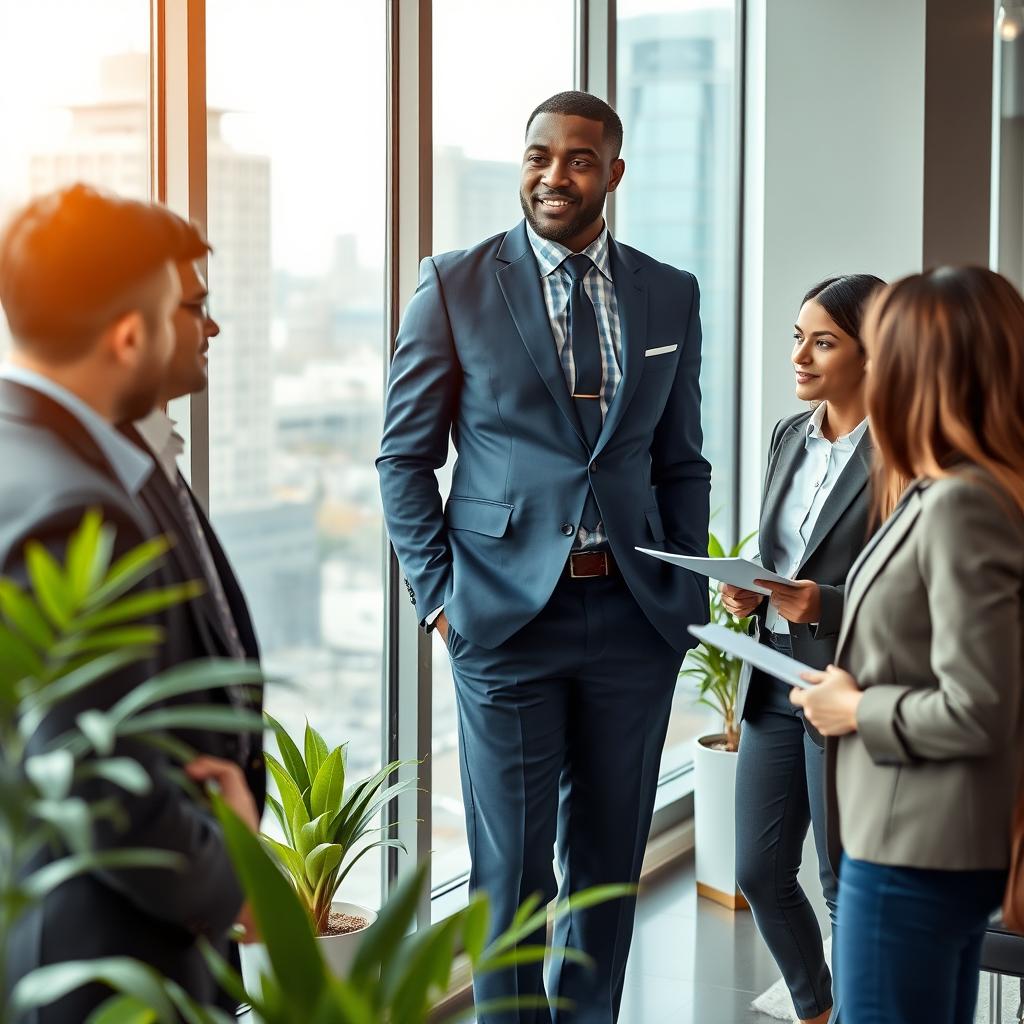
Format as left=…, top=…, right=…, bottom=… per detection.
left=724, top=274, right=885, bottom=1024
left=792, top=267, right=1024, bottom=1024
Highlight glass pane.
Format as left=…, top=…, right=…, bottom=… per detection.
left=430, top=0, right=577, bottom=895
left=0, top=2, right=150, bottom=355
left=616, top=0, right=739, bottom=767
left=207, top=0, right=388, bottom=910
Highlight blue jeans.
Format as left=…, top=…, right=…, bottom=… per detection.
left=836, top=854, right=1005, bottom=1024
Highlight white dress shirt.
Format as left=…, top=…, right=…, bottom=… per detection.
left=765, top=403, right=869, bottom=635
left=134, top=408, right=186, bottom=484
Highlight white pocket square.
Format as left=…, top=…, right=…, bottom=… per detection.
left=644, top=344, right=678, bottom=357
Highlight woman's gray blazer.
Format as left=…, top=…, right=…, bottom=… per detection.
left=826, top=469, right=1024, bottom=873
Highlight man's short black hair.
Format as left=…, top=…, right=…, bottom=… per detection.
left=0, top=183, right=210, bottom=353
left=525, top=91, right=624, bottom=158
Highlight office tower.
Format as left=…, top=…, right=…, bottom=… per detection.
left=27, top=52, right=320, bottom=654
left=617, top=7, right=738, bottom=513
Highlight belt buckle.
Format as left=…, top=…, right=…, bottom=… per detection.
left=570, top=551, right=608, bottom=578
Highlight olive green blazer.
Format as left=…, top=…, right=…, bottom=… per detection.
left=826, top=469, right=1024, bottom=872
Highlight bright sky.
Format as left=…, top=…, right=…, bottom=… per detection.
left=0, top=0, right=731, bottom=275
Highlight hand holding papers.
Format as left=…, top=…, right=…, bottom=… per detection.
left=635, top=549, right=797, bottom=597
left=687, top=623, right=814, bottom=689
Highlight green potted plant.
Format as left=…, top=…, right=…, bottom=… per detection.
left=240, top=718, right=418, bottom=988
left=680, top=528, right=755, bottom=910
left=1, top=509, right=265, bottom=1024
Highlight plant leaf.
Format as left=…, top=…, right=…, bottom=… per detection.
left=265, top=751, right=308, bottom=836
left=211, top=795, right=327, bottom=1016
left=11, top=958, right=177, bottom=1020
left=310, top=747, right=345, bottom=820
left=108, top=659, right=266, bottom=723
left=265, top=712, right=309, bottom=793
left=77, top=709, right=117, bottom=756
left=349, top=859, right=429, bottom=984
left=0, top=577, right=55, bottom=649
left=31, top=797, right=93, bottom=853
left=85, top=536, right=173, bottom=610
left=76, top=582, right=204, bottom=633
left=18, top=647, right=152, bottom=739
left=304, top=842, right=343, bottom=887
left=65, top=509, right=113, bottom=606
left=25, top=540, right=74, bottom=629
left=304, top=721, right=329, bottom=782
left=0, top=622, right=45, bottom=682
left=53, top=625, right=165, bottom=657
left=79, top=758, right=152, bottom=796
left=260, top=835, right=310, bottom=893
left=24, top=748, right=74, bottom=800
left=22, top=849, right=185, bottom=899
left=85, top=995, right=158, bottom=1024
left=117, top=706, right=265, bottom=738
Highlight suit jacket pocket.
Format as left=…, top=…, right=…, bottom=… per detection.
left=645, top=507, right=666, bottom=543
left=445, top=496, right=514, bottom=537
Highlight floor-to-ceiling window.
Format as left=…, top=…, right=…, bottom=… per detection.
left=616, top=0, right=742, bottom=764
left=206, top=0, right=388, bottom=911
left=0, top=2, right=150, bottom=355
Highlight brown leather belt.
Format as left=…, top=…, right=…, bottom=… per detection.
left=566, top=550, right=616, bottom=579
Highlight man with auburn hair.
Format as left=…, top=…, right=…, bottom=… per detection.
left=378, top=91, right=710, bottom=1021
left=0, top=184, right=259, bottom=1021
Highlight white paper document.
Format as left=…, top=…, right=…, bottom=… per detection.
left=688, top=623, right=815, bottom=689
left=635, top=549, right=796, bottom=596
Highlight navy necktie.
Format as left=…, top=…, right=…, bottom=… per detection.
left=563, top=254, right=602, bottom=531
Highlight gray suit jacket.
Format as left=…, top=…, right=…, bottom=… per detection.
left=826, top=469, right=1024, bottom=872
left=0, top=381, right=246, bottom=1021
left=737, top=410, right=875, bottom=737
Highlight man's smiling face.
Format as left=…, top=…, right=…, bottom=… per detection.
left=519, top=112, right=624, bottom=253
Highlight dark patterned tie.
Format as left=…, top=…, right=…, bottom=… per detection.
left=564, top=254, right=602, bottom=531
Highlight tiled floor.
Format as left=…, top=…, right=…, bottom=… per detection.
left=619, top=846, right=829, bottom=1024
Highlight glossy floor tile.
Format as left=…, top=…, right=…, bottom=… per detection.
left=618, top=844, right=830, bottom=1024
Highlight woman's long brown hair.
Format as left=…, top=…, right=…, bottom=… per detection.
left=864, top=266, right=1024, bottom=523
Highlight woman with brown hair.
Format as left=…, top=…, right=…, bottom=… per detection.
left=792, top=266, right=1024, bottom=1024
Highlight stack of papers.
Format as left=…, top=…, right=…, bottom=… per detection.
left=687, top=623, right=814, bottom=689
left=635, top=549, right=796, bottom=597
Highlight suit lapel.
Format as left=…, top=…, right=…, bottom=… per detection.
left=594, top=239, right=647, bottom=457
left=496, top=223, right=587, bottom=449
left=835, top=485, right=923, bottom=659
left=797, top=429, right=873, bottom=571
left=758, top=422, right=805, bottom=572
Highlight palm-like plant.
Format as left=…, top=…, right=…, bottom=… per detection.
left=680, top=529, right=757, bottom=752
left=1, top=509, right=265, bottom=1024
left=260, top=718, right=417, bottom=936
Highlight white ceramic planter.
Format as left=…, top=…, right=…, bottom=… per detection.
left=693, top=734, right=748, bottom=911
left=240, top=900, right=377, bottom=1003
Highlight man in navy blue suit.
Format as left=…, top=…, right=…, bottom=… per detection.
left=377, top=91, right=710, bottom=1022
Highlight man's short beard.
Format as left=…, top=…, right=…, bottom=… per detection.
left=519, top=189, right=606, bottom=247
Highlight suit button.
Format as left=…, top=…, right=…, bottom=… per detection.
left=561, top=523, right=575, bottom=536
left=590, top=461, right=598, bottom=472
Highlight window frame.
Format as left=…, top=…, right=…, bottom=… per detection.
left=154, top=0, right=746, bottom=920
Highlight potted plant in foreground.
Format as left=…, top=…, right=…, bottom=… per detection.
left=680, top=529, right=755, bottom=911
left=240, top=718, right=417, bottom=989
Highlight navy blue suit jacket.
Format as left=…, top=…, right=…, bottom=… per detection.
left=377, top=221, right=710, bottom=653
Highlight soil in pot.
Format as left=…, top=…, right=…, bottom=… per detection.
left=325, top=910, right=369, bottom=936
